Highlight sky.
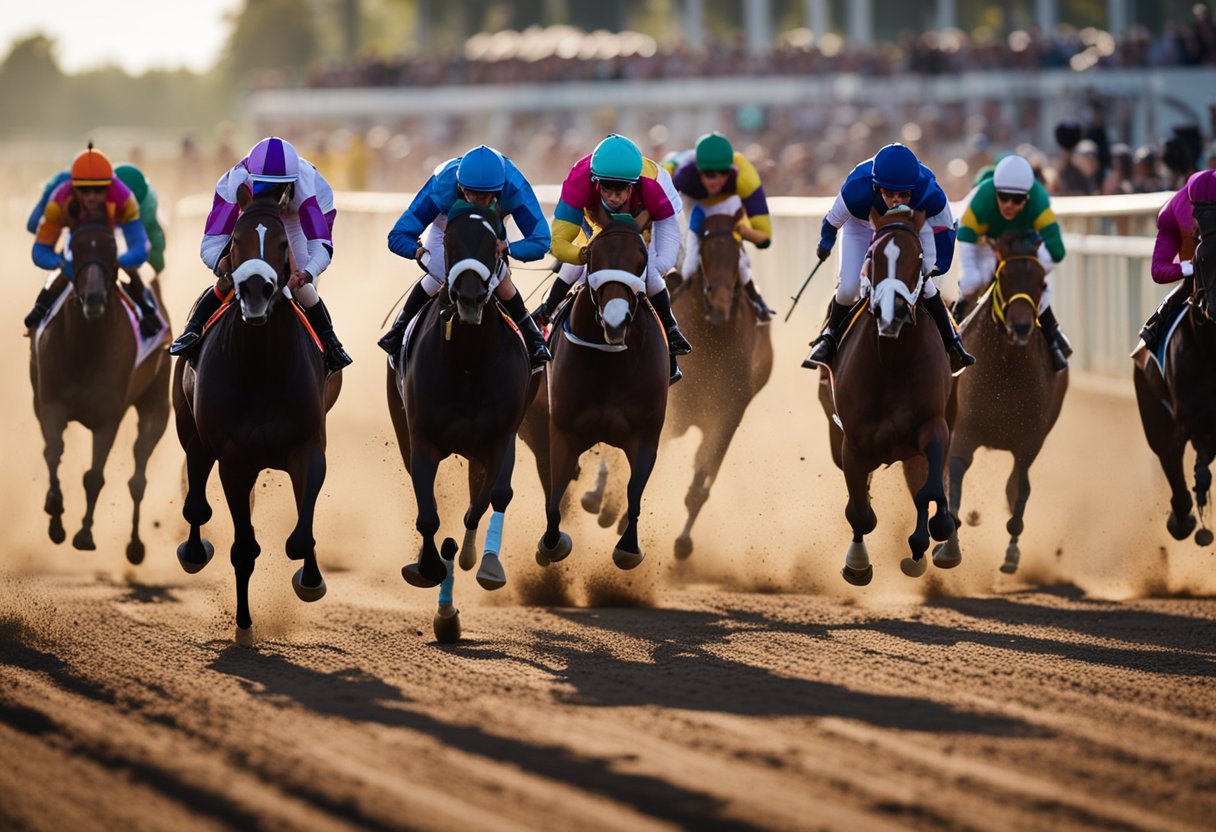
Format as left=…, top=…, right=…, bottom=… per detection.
left=0, top=1, right=243, bottom=74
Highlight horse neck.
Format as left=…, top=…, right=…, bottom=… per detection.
left=222, top=302, right=313, bottom=376
left=443, top=301, right=509, bottom=354
left=55, top=292, right=124, bottom=358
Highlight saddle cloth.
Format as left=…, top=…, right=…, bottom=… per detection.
left=37, top=283, right=169, bottom=369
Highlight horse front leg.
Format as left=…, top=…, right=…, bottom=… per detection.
left=840, top=441, right=877, bottom=586
left=613, top=437, right=659, bottom=571
left=471, top=437, right=515, bottom=591
left=73, top=420, right=120, bottom=551
left=402, top=440, right=446, bottom=588
left=219, top=462, right=261, bottom=642
left=127, top=378, right=171, bottom=565
left=902, top=420, right=953, bottom=578
left=1000, top=452, right=1034, bottom=574
left=177, top=436, right=216, bottom=573
left=1194, top=449, right=1214, bottom=547
left=459, top=459, right=489, bottom=572
left=1135, top=368, right=1195, bottom=539
left=285, top=443, right=328, bottom=601
left=675, top=412, right=740, bottom=561
left=538, top=429, right=581, bottom=565
left=38, top=404, right=68, bottom=545
left=932, top=432, right=976, bottom=571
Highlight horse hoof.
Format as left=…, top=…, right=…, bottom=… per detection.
left=599, top=510, right=620, bottom=530
left=535, top=551, right=550, bottom=567
left=177, top=539, right=215, bottom=574
left=841, top=564, right=873, bottom=586
left=72, top=530, right=96, bottom=551
left=234, top=626, right=255, bottom=647
left=401, top=563, right=440, bottom=589
left=1167, top=512, right=1196, bottom=541
left=126, top=539, right=146, bottom=565
left=1000, top=543, right=1021, bottom=574
left=900, top=556, right=928, bottom=578
left=433, top=605, right=462, bottom=644
left=673, top=536, right=693, bottom=560
left=537, top=531, right=572, bottom=564
left=1196, top=529, right=1214, bottom=547
left=459, top=528, right=478, bottom=571
left=931, top=537, right=962, bottom=570
left=476, top=552, right=507, bottom=590
left=581, top=491, right=602, bottom=515
left=292, top=567, right=327, bottom=602
left=612, top=547, right=645, bottom=570
left=48, top=519, right=65, bottom=545
left=929, top=512, right=956, bottom=542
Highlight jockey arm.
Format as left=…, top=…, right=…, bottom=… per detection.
left=117, top=218, right=149, bottom=270
left=1151, top=195, right=1188, bottom=284
left=501, top=163, right=552, bottom=262
left=735, top=158, right=772, bottom=249
left=27, top=171, right=69, bottom=235
left=549, top=200, right=588, bottom=265
left=31, top=200, right=68, bottom=272
left=818, top=192, right=853, bottom=255
left=292, top=193, right=334, bottom=278
left=387, top=180, right=443, bottom=262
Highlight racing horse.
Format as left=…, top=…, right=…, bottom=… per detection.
left=532, top=215, right=669, bottom=570
left=663, top=208, right=773, bottom=559
left=817, top=207, right=955, bottom=584
left=389, top=203, right=534, bottom=643
left=30, top=221, right=171, bottom=563
left=939, top=231, right=1068, bottom=574
left=1134, top=199, right=1216, bottom=548
left=173, top=189, right=341, bottom=642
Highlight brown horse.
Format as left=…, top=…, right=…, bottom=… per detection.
left=30, top=222, right=171, bottom=563
left=173, top=191, right=341, bottom=642
left=663, top=210, right=773, bottom=559
left=1134, top=200, right=1216, bottom=548
left=817, top=208, right=955, bottom=584
left=532, top=217, right=668, bottom=570
left=388, top=205, right=535, bottom=643
left=939, top=231, right=1068, bottom=574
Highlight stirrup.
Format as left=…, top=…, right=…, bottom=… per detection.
left=377, top=329, right=402, bottom=355
left=168, top=329, right=202, bottom=356
left=948, top=342, right=976, bottom=375
left=802, top=335, right=835, bottom=369
left=323, top=337, right=353, bottom=372
left=24, top=305, right=48, bottom=331
left=666, top=328, right=692, bottom=356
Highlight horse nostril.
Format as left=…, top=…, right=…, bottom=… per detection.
left=263, top=283, right=274, bottom=299
left=1013, top=323, right=1032, bottom=339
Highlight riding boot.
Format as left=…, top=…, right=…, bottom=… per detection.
left=378, top=280, right=433, bottom=355
left=124, top=271, right=163, bottom=338
left=802, top=299, right=852, bottom=369
left=303, top=299, right=354, bottom=373
left=649, top=288, right=692, bottom=355
left=500, top=290, right=551, bottom=370
left=24, top=273, right=68, bottom=331
left=1139, top=283, right=1187, bottom=353
left=1038, top=305, right=1071, bottom=373
left=169, top=286, right=226, bottom=357
left=742, top=280, right=774, bottom=324
left=531, top=278, right=573, bottom=327
left=924, top=291, right=976, bottom=374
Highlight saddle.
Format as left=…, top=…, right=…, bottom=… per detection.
left=36, top=282, right=168, bottom=369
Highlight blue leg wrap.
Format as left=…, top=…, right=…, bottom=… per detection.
left=484, top=511, right=505, bottom=555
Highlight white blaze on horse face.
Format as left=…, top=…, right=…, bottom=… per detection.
left=879, top=236, right=902, bottom=324
left=602, top=298, right=631, bottom=331
left=256, top=223, right=268, bottom=260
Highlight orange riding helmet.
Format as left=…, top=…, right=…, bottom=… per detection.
left=70, top=144, right=113, bottom=187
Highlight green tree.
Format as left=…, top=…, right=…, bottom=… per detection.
left=0, top=35, right=66, bottom=134
left=222, top=0, right=321, bottom=84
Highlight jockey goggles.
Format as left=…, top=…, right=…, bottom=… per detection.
left=996, top=191, right=1028, bottom=205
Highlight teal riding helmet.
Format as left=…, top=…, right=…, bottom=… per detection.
left=590, top=134, right=643, bottom=184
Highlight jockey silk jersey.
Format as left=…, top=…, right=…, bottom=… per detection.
left=386, top=153, right=550, bottom=263
left=31, top=177, right=148, bottom=272
left=672, top=151, right=772, bottom=240
left=550, top=154, right=683, bottom=281
left=1151, top=171, right=1211, bottom=285
left=957, top=170, right=1065, bottom=263
left=201, top=156, right=335, bottom=279
left=820, top=158, right=956, bottom=274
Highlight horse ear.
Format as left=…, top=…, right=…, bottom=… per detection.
left=911, top=209, right=926, bottom=231
left=634, top=209, right=651, bottom=233
left=237, top=183, right=253, bottom=211
left=589, top=199, right=611, bottom=230
left=869, top=206, right=884, bottom=226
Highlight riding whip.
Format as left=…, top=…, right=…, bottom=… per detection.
left=784, top=257, right=827, bottom=322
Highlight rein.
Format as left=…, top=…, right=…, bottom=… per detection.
left=991, top=255, right=1043, bottom=327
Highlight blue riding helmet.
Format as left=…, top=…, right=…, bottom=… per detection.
left=871, top=143, right=920, bottom=192
left=456, top=145, right=506, bottom=192
left=590, top=134, right=643, bottom=184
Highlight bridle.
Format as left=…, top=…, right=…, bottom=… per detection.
left=698, top=225, right=742, bottom=312
left=991, top=255, right=1044, bottom=327
left=867, top=221, right=924, bottom=327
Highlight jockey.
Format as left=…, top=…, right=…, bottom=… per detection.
left=955, top=154, right=1071, bottom=372
left=169, top=136, right=353, bottom=373
left=671, top=132, right=775, bottom=322
left=803, top=143, right=974, bottom=373
left=380, top=144, right=552, bottom=368
left=1139, top=168, right=1216, bottom=352
left=27, top=144, right=151, bottom=332
left=532, top=133, right=690, bottom=381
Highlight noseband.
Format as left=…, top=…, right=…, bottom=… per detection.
left=867, top=222, right=924, bottom=325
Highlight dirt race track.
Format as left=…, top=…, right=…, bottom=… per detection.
left=2, top=213, right=1216, bottom=832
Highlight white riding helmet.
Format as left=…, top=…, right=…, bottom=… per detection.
left=993, top=155, right=1035, bottom=195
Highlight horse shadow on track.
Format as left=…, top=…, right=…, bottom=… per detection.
left=208, top=646, right=767, bottom=832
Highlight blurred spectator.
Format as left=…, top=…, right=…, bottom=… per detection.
left=1052, top=118, right=1093, bottom=195
left=1131, top=145, right=1168, bottom=192
left=1163, top=134, right=1199, bottom=187
left=1102, top=143, right=1134, bottom=194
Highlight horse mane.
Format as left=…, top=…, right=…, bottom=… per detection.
left=999, top=230, right=1042, bottom=258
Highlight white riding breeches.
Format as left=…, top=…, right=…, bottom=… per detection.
left=834, top=218, right=940, bottom=304
left=679, top=227, right=753, bottom=286
left=959, top=241, right=1054, bottom=312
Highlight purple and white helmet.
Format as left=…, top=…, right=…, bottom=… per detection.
left=246, top=136, right=300, bottom=183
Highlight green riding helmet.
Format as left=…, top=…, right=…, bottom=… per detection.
left=114, top=164, right=149, bottom=203
left=695, top=132, right=734, bottom=172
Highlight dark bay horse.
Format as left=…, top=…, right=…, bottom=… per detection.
left=816, top=208, right=955, bottom=584
left=532, top=217, right=669, bottom=570
left=941, top=232, right=1068, bottom=574
left=1134, top=201, right=1216, bottom=548
left=388, top=205, right=534, bottom=643
left=173, top=190, right=341, bottom=642
left=664, top=209, right=773, bottom=559
left=30, top=222, right=171, bottom=563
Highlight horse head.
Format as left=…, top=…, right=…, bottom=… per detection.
left=229, top=188, right=291, bottom=326
left=991, top=230, right=1046, bottom=346
left=586, top=217, right=649, bottom=345
left=699, top=209, right=744, bottom=325
left=1192, top=200, right=1216, bottom=322
left=868, top=206, right=925, bottom=338
left=443, top=203, right=502, bottom=325
left=68, top=223, right=118, bottom=321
